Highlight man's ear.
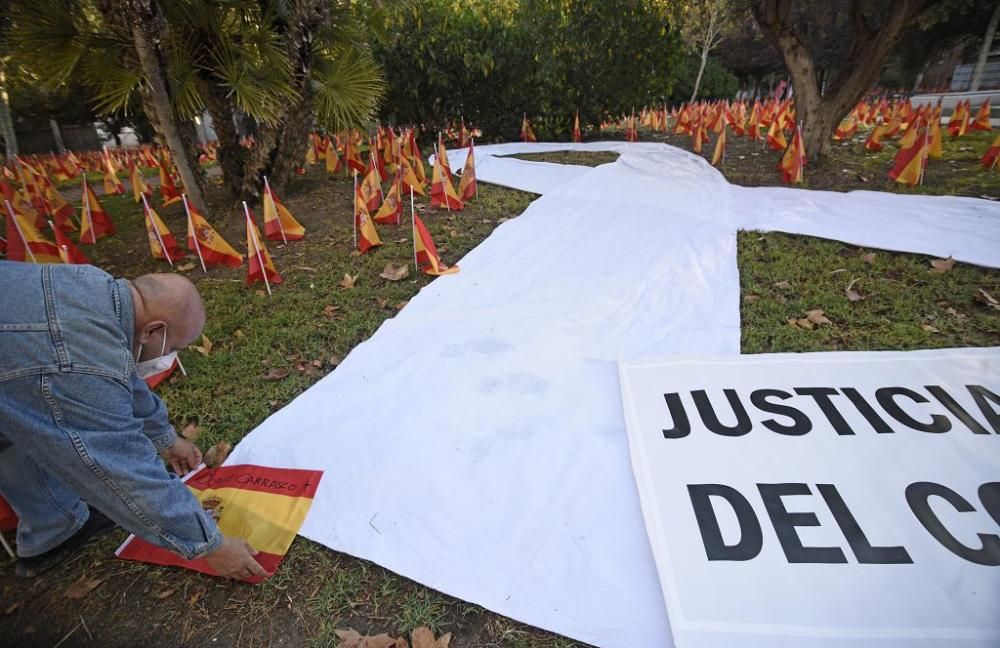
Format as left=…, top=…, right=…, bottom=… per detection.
left=138, top=320, right=167, bottom=345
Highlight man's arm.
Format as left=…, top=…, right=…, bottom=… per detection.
left=131, top=371, right=178, bottom=451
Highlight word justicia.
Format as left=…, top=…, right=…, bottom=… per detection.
left=659, top=384, right=1000, bottom=438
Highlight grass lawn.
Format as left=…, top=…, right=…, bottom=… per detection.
left=1, top=128, right=998, bottom=647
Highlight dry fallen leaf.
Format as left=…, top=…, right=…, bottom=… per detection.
left=255, top=289, right=266, bottom=297
left=176, top=261, right=197, bottom=272
left=203, top=441, right=231, bottom=468
left=350, top=250, right=363, bottom=257
left=334, top=629, right=399, bottom=648
left=845, top=278, right=865, bottom=303
left=64, top=575, right=104, bottom=600
left=262, top=367, right=290, bottom=381
left=921, top=323, right=941, bottom=333
left=395, top=301, right=409, bottom=310
left=929, top=257, right=955, bottom=273
left=773, top=280, right=791, bottom=290
left=861, top=252, right=876, bottom=264
left=187, top=586, right=207, bottom=606
left=234, top=329, right=245, bottom=338
left=743, top=293, right=761, bottom=303
left=340, top=273, right=358, bottom=289
left=805, top=309, right=832, bottom=325
left=193, top=334, right=213, bottom=356
left=787, top=317, right=814, bottom=330
left=181, top=423, right=200, bottom=441
left=974, top=288, right=1000, bottom=310
left=156, top=588, right=177, bottom=600
left=328, top=355, right=343, bottom=367
left=323, top=304, right=341, bottom=319
left=395, top=238, right=408, bottom=244
left=411, top=627, right=451, bottom=648
left=380, top=263, right=410, bottom=282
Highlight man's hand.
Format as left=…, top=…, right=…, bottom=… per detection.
left=204, top=536, right=270, bottom=581
left=160, top=438, right=202, bottom=476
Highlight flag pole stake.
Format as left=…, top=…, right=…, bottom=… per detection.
left=410, top=186, right=417, bottom=269
left=82, top=177, right=96, bottom=244
left=352, top=170, right=358, bottom=249
left=244, top=201, right=271, bottom=296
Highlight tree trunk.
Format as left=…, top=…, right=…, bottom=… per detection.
left=49, top=119, right=66, bottom=153
left=970, top=1, right=1000, bottom=92
left=0, top=66, right=18, bottom=159
left=753, top=0, right=933, bottom=160
left=691, top=45, right=709, bottom=102
left=202, top=81, right=245, bottom=201
left=240, top=0, right=327, bottom=199
left=120, top=0, right=209, bottom=214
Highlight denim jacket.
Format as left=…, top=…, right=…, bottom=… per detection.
left=0, top=261, right=222, bottom=559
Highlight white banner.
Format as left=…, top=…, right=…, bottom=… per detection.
left=619, top=348, right=1000, bottom=648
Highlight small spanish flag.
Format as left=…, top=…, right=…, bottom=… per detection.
left=324, top=137, right=342, bottom=174
left=44, top=184, right=77, bottom=232
left=430, top=155, right=463, bottom=211
left=141, top=195, right=182, bottom=265
left=436, top=134, right=453, bottom=180
left=412, top=211, right=458, bottom=276
left=4, top=201, right=62, bottom=263
left=458, top=139, right=477, bottom=201
left=711, top=124, right=727, bottom=167
left=131, top=164, right=152, bottom=203
left=344, top=136, right=365, bottom=175
left=359, top=167, right=382, bottom=213
left=245, top=204, right=282, bottom=290
left=262, top=178, right=305, bottom=243
left=79, top=179, right=116, bottom=244
left=572, top=111, right=582, bottom=143
left=970, top=98, right=992, bottom=132
left=49, top=220, right=90, bottom=264
left=184, top=196, right=243, bottom=269
left=406, top=130, right=427, bottom=184
left=889, top=127, right=929, bottom=186
left=766, top=119, right=787, bottom=151
left=948, top=100, right=969, bottom=138
left=865, top=123, right=888, bottom=152
left=373, top=175, right=402, bottom=225
left=779, top=126, right=806, bottom=184
left=520, top=114, right=537, bottom=143
left=158, top=163, right=182, bottom=206
left=354, top=180, right=383, bottom=254
left=981, top=134, right=1000, bottom=170
left=399, top=154, right=426, bottom=197
left=116, top=464, right=323, bottom=582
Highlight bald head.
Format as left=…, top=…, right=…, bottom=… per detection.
left=130, top=273, right=206, bottom=361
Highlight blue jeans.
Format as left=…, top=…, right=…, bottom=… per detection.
left=0, top=262, right=222, bottom=559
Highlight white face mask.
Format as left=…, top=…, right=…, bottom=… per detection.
left=135, top=325, right=172, bottom=379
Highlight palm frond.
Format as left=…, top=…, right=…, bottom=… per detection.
left=310, top=45, right=385, bottom=131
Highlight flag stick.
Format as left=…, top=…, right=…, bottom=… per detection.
left=5, top=199, right=37, bottom=263
left=82, top=176, right=96, bottom=244
left=263, top=176, right=287, bottom=244
left=175, top=354, right=188, bottom=377
left=47, top=219, right=68, bottom=262
left=244, top=201, right=271, bottom=297
left=410, top=186, right=417, bottom=269
left=919, top=127, right=929, bottom=186
left=182, top=194, right=207, bottom=273
left=352, top=170, right=358, bottom=249
left=141, top=193, right=173, bottom=267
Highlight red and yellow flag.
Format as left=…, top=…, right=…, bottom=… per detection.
left=359, top=167, right=382, bottom=213
left=982, top=134, right=1000, bottom=170
left=50, top=221, right=90, bottom=264
left=572, top=112, right=582, bottom=143
left=44, top=184, right=76, bottom=232
left=521, top=114, right=537, bottom=143
left=158, top=163, right=182, bottom=206
left=373, top=176, right=402, bottom=225
left=131, top=164, right=152, bottom=203
left=766, top=119, right=787, bottom=151
left=458, top=140, right=477, bottom=201
left=413, top=211, right=458, bottom=276
left=399, top=153, right=426, bottom=197
left=971, top=98, right=992, bottom=132
left=324, top=137, right=342, bottom=174
left=430, top=155, right=464, bottom=211
left=833, top=114, right=858, bottom=141
left=116, top=464, right=322, bottom=582
left=436, top=134, right=453, bottom=180
left=865, top=123, right=888, bottom=152
left=80, top=180, right=116, bottom=244
left=263, top=181, right=305, bottom=243
left=4, top=204, right=62, bottom=263
left=245, top=207, right=282, bottom=287
left=354, top=184, right=383, bottom=253
left=711, top=125, right=727, bottom=167
left=185, top=198, right=242, bottom=269
left=142, top=197, right=182, bottom=264
left=779, top=127, right=806, bottom=184
left=104, top=152, right=126, bottom=195
left=948, top=100, right=969, bottom=138
left=344, top=136, right=365, bottom=175
left=927, top=116, right=943, bottom=159
left=888, top=127, right=929, bottom=186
